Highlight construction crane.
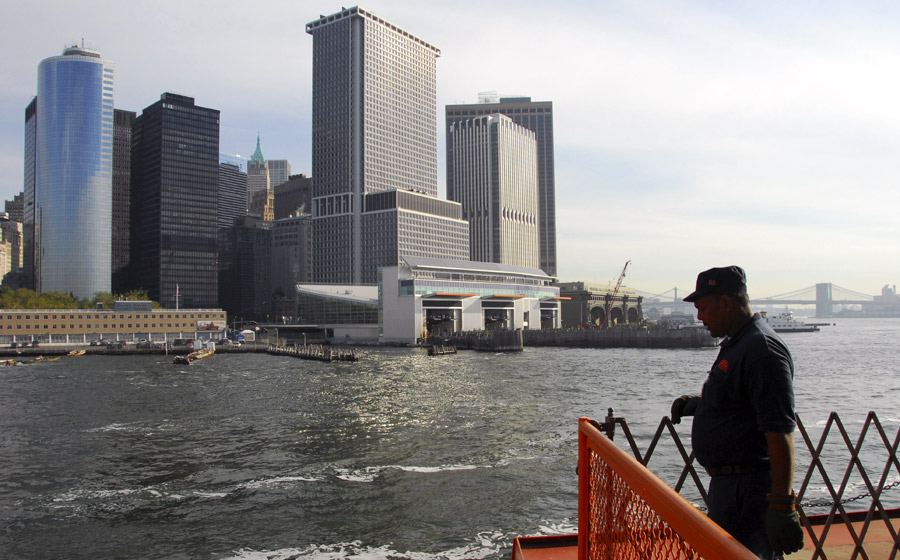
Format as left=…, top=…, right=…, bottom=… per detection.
left=601, top=260, right=631, bottom=328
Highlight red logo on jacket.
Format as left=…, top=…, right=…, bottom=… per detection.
left=717, top=360, right=729, bottom=373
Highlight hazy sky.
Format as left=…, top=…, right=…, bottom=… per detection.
left=2, top=0, right=898, bottom=298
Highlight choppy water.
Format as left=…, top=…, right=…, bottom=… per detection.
left=1, top=318, right=898, bottom=560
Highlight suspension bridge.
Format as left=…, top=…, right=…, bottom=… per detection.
left=637, top=283, right=876, bottom=318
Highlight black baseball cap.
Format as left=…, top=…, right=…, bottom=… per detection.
left=683, top=266, right=747, bottom=302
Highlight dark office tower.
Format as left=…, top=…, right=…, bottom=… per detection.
left=131, top=93, right=220, bottom=309
left=273, top=174, right=312, bottom=220
left=22, top=98, right=36, bottom=290
left=218, top=216, right=271, bottom=322
left=217, top=163, right=247, bottom=229
left=5, top=193, right=24, bottom=223
left=112, top=109, right=136, bottom=293
left=306, top=7, right=468, bottom=284
left=446, top=96, right=557, bottom=277
left=218, top=162, right=248, bottom=230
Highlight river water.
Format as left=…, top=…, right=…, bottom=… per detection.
left=1, top=318, right=898, bottom=560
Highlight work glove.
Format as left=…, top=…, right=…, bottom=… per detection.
left=670, top=395, right=700, bottom=424
left=765, top=493, right=804, bottom=555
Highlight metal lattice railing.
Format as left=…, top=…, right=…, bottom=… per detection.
left=578, top=417, right=757, bottom=560
left=795, top=412, right=900, bottom=558
left=585, top=409, right=900, bottom=559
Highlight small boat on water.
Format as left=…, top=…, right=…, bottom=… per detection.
left=763, top=311, right=820, bottom=333
left=427, top=344, right=457, bottom=356
left=173, top=348, right=214, bottom=365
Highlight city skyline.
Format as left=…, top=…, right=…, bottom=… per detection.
left=1, top=1, right=899, bottom=297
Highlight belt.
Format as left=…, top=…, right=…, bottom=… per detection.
left=705, top=463, right=769, bottom=476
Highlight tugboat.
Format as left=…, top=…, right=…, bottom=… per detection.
left=762, top=311, right=820, bottom=333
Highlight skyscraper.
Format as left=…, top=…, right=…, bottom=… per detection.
left=247, top=135, right=269, bottom=210
left=32, top=45, right=114, bottom=298
left=306, top=6, right=468, bottom=284
left=217, top=216, right=271, bottom=322
left=112, top=108, right=135, bottom=293
left=267, top=159, right=292, bottom=188
left=5, top=192, right=24, bottom=223
left=271, top=213, right=312, bottom=320
left=218, top=162, right=248, bottom=230
left=22, top=98, right=37, bottom=291
left=447, top=113, right=540, bottom=269
left=131, top=93, right=220, bottom=309
left=274, top=174, right=312, bottom=219
left=446, top=96, right=557, bottom=276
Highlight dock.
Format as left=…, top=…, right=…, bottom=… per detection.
left=267, top=344, right=358, bottom=362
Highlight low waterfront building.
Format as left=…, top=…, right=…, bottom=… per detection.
left=0, top=301, right=226, bottom=345
left=380, top=256, right=562, bottom=345
left=558, top=281, right=643, bottom=328
left=295, top=284, right=379, bottom=344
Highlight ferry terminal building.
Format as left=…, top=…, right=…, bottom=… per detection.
left=380, top=256, right=562, bottom=344
left=286, top=257, right=563, bottom=346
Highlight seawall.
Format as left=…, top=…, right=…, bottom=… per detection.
left=523, top=326, right=718, bottom=349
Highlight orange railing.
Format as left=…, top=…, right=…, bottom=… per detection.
left=578, top=417, right=757, bottom=560
left=580, top=410, right=900, bottom=559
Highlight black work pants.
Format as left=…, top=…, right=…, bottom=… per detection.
left=707, top=470, right=776, bottom=560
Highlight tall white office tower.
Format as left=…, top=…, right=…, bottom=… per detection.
left=447, top=114, right=540, bottom=269
left=306, top=7, right=468, bottom=284
left=446, top=96, right=557, bottom=276
left=31, top=45, right=114, bottom=298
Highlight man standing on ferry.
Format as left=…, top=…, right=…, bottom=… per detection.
left=671, top=266, right=804, bottom=559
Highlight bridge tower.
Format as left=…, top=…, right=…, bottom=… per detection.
left=816, top=283, right=833, bottom=318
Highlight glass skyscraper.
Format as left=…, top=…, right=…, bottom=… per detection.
left=33, top=46, right=114, bottom=298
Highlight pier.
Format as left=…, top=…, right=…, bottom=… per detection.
left=267, top=343, right=359, bottom=362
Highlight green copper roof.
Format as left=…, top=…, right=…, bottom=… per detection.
left=250, top=134, right=265, bottom=164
